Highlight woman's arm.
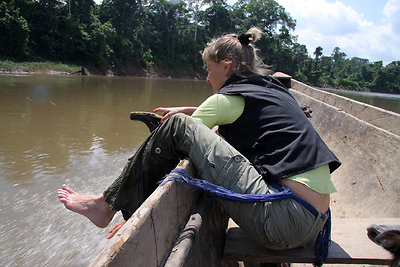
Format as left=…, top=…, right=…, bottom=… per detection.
left=153, top=107, right=197, bottom=123
left=154, top=94, right=244, bottom=127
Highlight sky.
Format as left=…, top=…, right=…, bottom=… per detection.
left=272, top=0, right=400, bottom=64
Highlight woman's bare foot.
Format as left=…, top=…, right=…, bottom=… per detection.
left=57, top=184, right=116, bottom=228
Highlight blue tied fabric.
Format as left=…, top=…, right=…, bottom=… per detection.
left=313, top=209, right=331, bottom=266
left=161, top=168, right=331, bottom=266
left=160, top=168, right=293, bottom=202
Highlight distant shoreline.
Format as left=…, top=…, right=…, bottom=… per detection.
left=3, top=60, right=398, bottom=97
left=0, top=60, right=85, bottom=76
left=0, top=60, right=204, bottom=79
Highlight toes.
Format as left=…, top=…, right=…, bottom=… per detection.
left=61, top=184, right=75, bottom=194
left=57, top=190, right=70, bottom=203
left=58, top=193, right=68, bottom=203
left=57, top=190, right=68, bottom=198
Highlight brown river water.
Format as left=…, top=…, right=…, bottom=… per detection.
left=0, top=74, right=398, bottom=266
left=0, top=74, right=211, bottom=266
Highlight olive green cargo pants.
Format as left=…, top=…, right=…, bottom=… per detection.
left=103, top=114, right=326, bottom=250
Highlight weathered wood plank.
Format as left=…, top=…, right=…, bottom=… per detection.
left=223, top=218, right=399, bottom=265
left=163, top=196, right=229, bottom=267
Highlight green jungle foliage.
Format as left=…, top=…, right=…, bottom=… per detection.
left=1, top=0, right=399, bottom=93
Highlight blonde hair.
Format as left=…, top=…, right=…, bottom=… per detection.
left=202, top=27, right=269, bottom=77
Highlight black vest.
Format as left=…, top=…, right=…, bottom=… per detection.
left=218, top=75, right=341, bottom=181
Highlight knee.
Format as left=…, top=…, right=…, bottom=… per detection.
left=167, top=113, right=197, bottom=129
left=157, top=113, right=193, bottom=141
left=170, top=113, right=193, bottom=123
left=170, top=113, right=187, bottom=121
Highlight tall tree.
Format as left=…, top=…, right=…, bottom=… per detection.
left=331, top=46, right=346, bottom=63
left=100, top=0, right=144, bottom=67
left=374, top=61, right=400, bottom=93
left=69, top=0, right=95, bottom=25
left=314, top=46, right=323, bottom=60
left=186, top=0, right=205, bottom=40
left=202, top=0, right=233, bottom=38
left=0, top=1, right=30, bottom=58
left=26, top=0, right=65, bottom=59
left=143, top=0, right=188, bottom=67
left=233, top=0, right=295, bottom=38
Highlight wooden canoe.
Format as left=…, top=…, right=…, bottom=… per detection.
left=89, top=73, right=400, bottom=266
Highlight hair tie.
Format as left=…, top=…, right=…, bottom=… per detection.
left=237, top=33, right=252, bottom=46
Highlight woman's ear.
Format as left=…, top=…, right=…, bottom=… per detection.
left=223, top=59, right=233, bottom=76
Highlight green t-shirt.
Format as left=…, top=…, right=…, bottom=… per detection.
left=192, top=94, right=245, bottom=128
left=192, top=94, right=337, bottom=194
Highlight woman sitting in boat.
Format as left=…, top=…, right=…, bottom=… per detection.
left=58, top=27, right=340, bottom=262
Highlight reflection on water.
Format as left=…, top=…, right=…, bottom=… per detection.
left=323, top=88, right=400, bottom=114
left=0, top=74, right=211, bottom=266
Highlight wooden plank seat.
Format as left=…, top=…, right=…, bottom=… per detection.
left=222, top=218, right=399, bottom=265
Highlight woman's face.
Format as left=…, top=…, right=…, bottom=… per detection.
left=206, top=59, right=232, bottom=93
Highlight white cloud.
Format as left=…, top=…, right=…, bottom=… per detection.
left=275, top=0, right=400, bottom=64
left=384, top=0, right=400, bottom=34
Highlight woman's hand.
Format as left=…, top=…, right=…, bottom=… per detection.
left=107, top=221, right=126, bottom=239
left=153, top=107, right=197, bottom=123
